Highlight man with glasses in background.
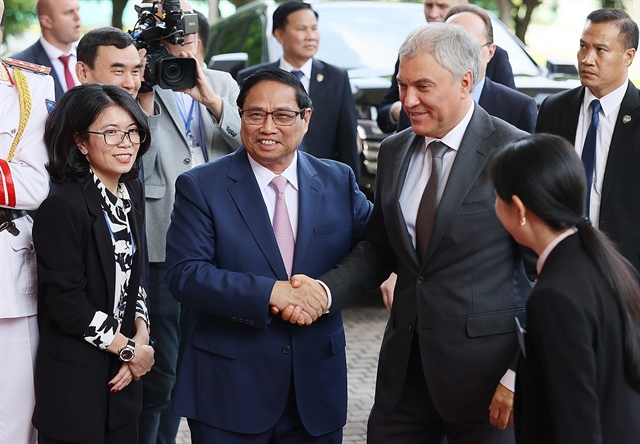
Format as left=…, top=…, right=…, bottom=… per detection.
left=163, top=67, right=372, bottom=443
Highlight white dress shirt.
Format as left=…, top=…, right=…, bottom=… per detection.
left=279, top=57, right=313, bottom=93
left=39, top=37, right=79, bottom=92
left=399, top=102, right=474, bottom=249
left=574, top=81, right=627, bottom=225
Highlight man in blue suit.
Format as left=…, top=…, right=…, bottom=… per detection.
left=236, top=2, right=359, bottom=176
left=164, top=67, right=372, bottom=443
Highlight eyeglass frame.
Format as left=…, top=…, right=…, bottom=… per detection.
left=238, top=108, right=308, bottom=126
left=82, top=128, right=147, bottom=146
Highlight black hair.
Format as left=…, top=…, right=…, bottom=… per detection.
left=587, top=8, right=639, bottom=50
left=45, top=83, right=150, bottom=184
left=491, top=133, right=640, bottom=390
left=272, top=1, right=318, bottom=35
left=194, top=10, right=210, bottom=55
left=237, top=66, right=313, bottom=111
left=77, top=27, right=136, bottom=69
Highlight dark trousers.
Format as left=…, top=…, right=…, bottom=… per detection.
left=367, top=334, right=515, bottom=444
left=187, top=383, right=342, bottom=444
left=138, top=263, right=183, bottom=444
left=38, top=421, right=137, bottom=444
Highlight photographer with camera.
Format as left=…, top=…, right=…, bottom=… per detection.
left=133, top=1, right=241, bottom=443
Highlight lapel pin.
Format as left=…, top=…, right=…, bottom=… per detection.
left=316, top=73, right=324, bottom=83
left=623, top=115, right=632, bottom=123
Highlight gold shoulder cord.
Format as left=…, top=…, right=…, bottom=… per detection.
left=6, top=68, right=32, bottom=162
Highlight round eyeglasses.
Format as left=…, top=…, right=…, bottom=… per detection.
left=83, top=128, right=147, bottom=146
left=239, top=108, right=307, bottom=126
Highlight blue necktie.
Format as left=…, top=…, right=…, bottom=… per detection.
left=291, top=70, right=304, bottom=81
left=582, top=99, right=601, bottom=214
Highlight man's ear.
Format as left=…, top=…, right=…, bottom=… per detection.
left=274, top=28, right=285, bottom=46
left=75, top=61, right=89, bottom=83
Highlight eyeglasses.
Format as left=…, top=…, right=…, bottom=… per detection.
left=84, top=128, right=147, bottom=146
left=239, top=109, right=307, bottom=126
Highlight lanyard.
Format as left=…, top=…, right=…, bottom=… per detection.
left=174, top=92, right=197, bottom=139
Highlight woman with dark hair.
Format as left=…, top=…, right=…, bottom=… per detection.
left=32, top=83, right=154, bottom=444
left=491, top=133, right=640, bottom=443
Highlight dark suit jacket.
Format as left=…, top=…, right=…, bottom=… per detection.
left=515, top=234, right=640, bottom=443
left=378, top=46, right=516, bottom=133
left=321, top=105, right=533, bottom=423
left=398, top=76, right=537, bottom=133
left=165, top=148, right=372, bottom=435
left=12, top=40, right=64, bottom=99
left=536, top=81, right=640, bottom=272
left=31, top=178, right=145, bottom=443
left=237, top=59, right=359, bottom=175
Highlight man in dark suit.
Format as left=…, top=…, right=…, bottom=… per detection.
left=377, top=0, right=516, bottom=134
left=290, top=23, right=532, bottom=443
left=236, top=1, right=359, bottom=176
left=164, top=67, right=372, bottom=442
left=536, top=8, right=640, bottom=272
left=12, top=0, right=81, bottom=99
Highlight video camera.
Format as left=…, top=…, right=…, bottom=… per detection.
left=129, top=0, right=198, bottom=91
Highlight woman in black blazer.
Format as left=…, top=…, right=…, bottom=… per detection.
left=32, top=84, right=154, bottom=444
left=490, top=134, right=640, bottom=443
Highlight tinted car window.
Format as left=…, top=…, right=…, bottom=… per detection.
left=244, top=15, right=264, bottom=66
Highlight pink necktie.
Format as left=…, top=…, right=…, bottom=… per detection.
left=270, top=176, right=295, bottom=278
left=58, top=54, right=76, bottom=91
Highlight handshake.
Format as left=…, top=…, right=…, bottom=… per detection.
left=269, top=275, right=329, bottom=326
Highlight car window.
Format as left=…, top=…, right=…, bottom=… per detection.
left=214, top=18, right=248, bottom=55
left=243, top=15, right=264, bottom=66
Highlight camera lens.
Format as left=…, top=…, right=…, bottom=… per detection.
left=157, top=56, right=197, bottom=89
left=164, top=62, right=181, bottom=81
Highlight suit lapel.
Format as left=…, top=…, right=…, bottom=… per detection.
left=391, top=132, right=424, bottom=268
left=602, top=81, right=640, bottom=205
left=422, top=107, right=495, bottom=264
left=308, top=59, right=325, bottom=99
left=227, top=149, right=288, bottom=279
left=155, top=87, right=190, bottom=145
left=292, top=154, right=322, bottom=274
left=558, top=87, right=584, bottom=143
left=82, top=178, right=116, bottom=311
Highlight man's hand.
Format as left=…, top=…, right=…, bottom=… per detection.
left=489, top=383, right=514, bottom=430
left=270, top=276, right=328, bottom=325
left=174, top=51, right=224, bottom=120
left=380, top=272, right=397, bottom=311
left=390, top=100, right=402, bottom=122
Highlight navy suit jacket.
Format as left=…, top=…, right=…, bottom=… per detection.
left=237, top=59, right=359, bottom=176
left=378, top=46, right=516, bottom=133
left=12, top=40, right=64, bottom=99
left=165, top=148, right=372, bottom=435
left=536, top=81, right=640, bottom=272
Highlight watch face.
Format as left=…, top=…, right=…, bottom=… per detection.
left=120, top=347, right=135, bottom=362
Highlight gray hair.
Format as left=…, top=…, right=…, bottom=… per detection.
left=399, top=23, right=480, bottom=90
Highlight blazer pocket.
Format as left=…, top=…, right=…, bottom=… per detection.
left=145, top=184, right=166, bottom=200
left=466, top=308, right=526, bottom=338
left=314, top=219, right=346, bottom=237
left=329, top=325, right=346, bottom=355
left=191, top=328, right=239, bottom=359
left=456, top=198, right=494, bottom=215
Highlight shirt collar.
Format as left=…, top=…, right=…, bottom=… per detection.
left=280, top=57, right=313, bottom=80
left=472, top=77, right=486, bottom=103
left=248, top=150, right=299, bottom=192
left=583, top=80, right=627, bottom=117
left=40, top=36, right=76, bottom=60
left=423, top=101, right=474, bottom=153
left=536, top=228, right=577, bottom=275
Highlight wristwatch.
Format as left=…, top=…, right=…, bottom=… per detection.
left=118, top=338, right=136, bottom=362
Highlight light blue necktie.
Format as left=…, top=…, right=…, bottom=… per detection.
left=291, top=70, right=304, bottom=81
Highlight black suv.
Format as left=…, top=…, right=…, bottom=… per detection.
left=205, top=0, right=579, bottom=196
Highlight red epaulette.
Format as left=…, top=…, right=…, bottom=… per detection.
left=3, top=57, right=52, bottom=76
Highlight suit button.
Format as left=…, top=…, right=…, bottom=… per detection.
left=231, top=317, right=237, bottom=322
left=250, top=320, right=255, bottom=326
left=408, top=325, right=413, bottom=332
left=282, top=346, right=291, bottom=354
left=244, top=319, right=250, bottom=324
left=417, top=276, right=425, bottom=284
left=183, top=158, right=190, bottom=165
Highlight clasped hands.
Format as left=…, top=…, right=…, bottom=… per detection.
left=269, top=274, right=328, bottom=326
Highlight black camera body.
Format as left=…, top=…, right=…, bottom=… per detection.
left=129, top=0, right=198, bottom=91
